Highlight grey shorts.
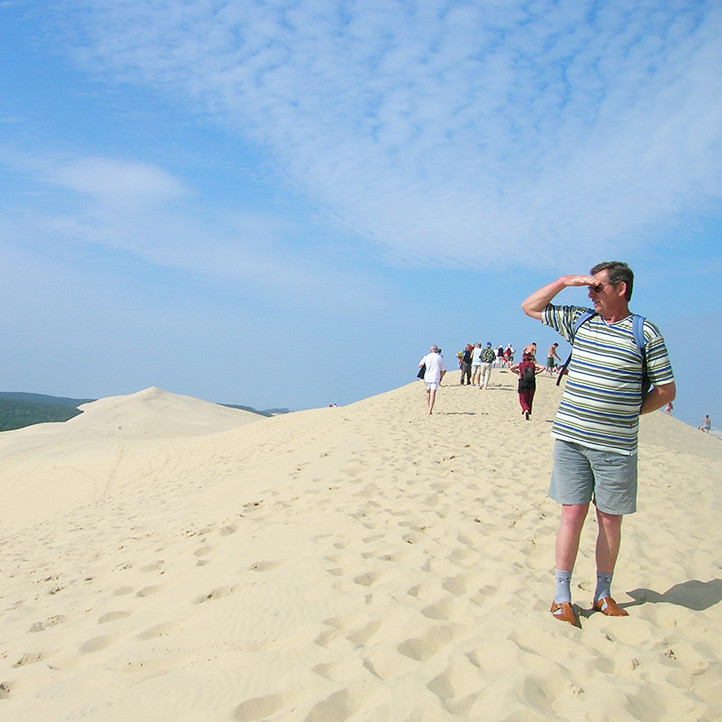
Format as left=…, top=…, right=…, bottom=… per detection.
left=549, top=440, right=638, bottom=515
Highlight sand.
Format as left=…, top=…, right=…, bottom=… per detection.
left=0, top=377, right=721, bottom=721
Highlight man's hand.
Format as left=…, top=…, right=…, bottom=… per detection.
left=521, top=275, right=596, bottom=320
left=641, top=382, right=676, bottom=415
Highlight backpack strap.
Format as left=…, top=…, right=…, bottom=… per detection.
left=632, top=314, right=646, bottom=355
left=632, top=314, right=651, bottom=401
left=556, top=310, right=595, bottom=386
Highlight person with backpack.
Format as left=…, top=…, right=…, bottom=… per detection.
left=478, top=342, right=496, bottom=389
left=521, top=261, right=675, bottom=628
left=510, top=352, right=545, bottom=419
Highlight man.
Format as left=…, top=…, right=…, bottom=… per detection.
left=479, top=341, right=496, bottom=389
left=546, top=343, right=561, bottom=374
left=459, top=344, right=473, bottom=385
left=521, top=261, right=675, bottom=627
left=419, top=345, right=447, bottom=415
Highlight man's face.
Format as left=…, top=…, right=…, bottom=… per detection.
left=587, top=269, right=626, bottom=316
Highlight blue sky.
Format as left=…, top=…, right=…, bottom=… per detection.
left=1, top=0, right=720, bottom=429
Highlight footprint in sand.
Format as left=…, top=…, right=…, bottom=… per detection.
left=352, top=569, right=389, bottom=588
left=232, top=690, right=301, bottom=721
left=315, top=614, right=367, bottom=648
left=79, top=635, right=115, bottom=654
left=194, top=586, right=237, bottom=604
left=13, top=651, right=48, bottom=667
left=28, top=615, right=66, bottom=633
left=421, top=597, right=471, bottom=623
left=427, top=656, right=485, bottom=701
left=136, top=619, right=188, bottom=640
left=362, top=646, right=418, bottom=680
left=441, top=572, right=485, bottom=597
left=346, top=618, right=397, bottom=646
left=247, top=560, right=283, bottom=572
left=397, top=625, right=455, bottom=662
left=98, top=611, right=132, bottom=624
left=313, top=658, right=366, bottom=682
left=304, top=687, right=372, bottom=722
left=193, top=545, right=214, bottom=557
left=136, top=584, right=164, bottom=597
left=140, top=560, right=165, bottom=573
left=112, top=654, right=195, bottom=675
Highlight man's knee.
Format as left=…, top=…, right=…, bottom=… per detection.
left=560, top=503, right=589, bottom=528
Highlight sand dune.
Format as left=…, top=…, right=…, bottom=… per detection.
left=0, top=387, right=261, bottom=533
left=0, top=375, right=721, bottom=721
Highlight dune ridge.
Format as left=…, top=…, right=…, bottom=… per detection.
left=1, top=376, right=721, bottom=720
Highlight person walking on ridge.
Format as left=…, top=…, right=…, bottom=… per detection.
left=479, top=342, right=496, bottom=389
left=510, top=352, right=545, bottom=419
left=546, top=343, right=562, bottom=374
left=419, top=345, right=447, bottom=415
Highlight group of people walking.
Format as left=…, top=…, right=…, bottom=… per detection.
left=456, top=342, right=499, bottom=389
left=419, top=338, right=551, bottom=419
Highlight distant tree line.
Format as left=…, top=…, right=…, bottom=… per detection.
left=221, top=404, right=291, bottom=417
left=0, top=399, right=85, bottom=432
left=0, top=392, right=290, bottom=433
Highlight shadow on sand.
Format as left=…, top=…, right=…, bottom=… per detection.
left=625, top=579, right=722, bottom=611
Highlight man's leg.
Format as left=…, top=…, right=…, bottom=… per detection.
left=482, top=364, right=491, bottom=388
left=427, top=388, right=437, bottom=414
left=592, top=509, right=628, bottom=615
left=555, top=503, right=589, bottom=578
left=550, top=503, right=588, bottom=627
left=595, top=509, right=623, bottom=574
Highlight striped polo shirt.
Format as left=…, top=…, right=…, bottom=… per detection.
left=542, top=304, right=674, bottom=455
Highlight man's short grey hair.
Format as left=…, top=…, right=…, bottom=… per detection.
left=430, top=345, right=439, bottom=352
left=590, top=261, right=634, bottom=301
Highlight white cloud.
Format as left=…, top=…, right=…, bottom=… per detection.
left=0, top=148, right=386, bottom=310
left=52, top=157, right=188, bottom=208
left=44, top=0, right=722, bottom=267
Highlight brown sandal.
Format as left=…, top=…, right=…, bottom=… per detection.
left=593, top=597, right=629, bottom=617
left=550, top=601, right=581, bottom=627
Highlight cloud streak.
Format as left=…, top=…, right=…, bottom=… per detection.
left=44, top=0, right=722, bottom=268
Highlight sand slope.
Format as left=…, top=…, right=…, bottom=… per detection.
left=1, top=375, right=721, bottom=721
left=0, top=387, right=262, bottom=533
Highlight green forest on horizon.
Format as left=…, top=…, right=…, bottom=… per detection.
left=0, top=392, right=288, bottom=432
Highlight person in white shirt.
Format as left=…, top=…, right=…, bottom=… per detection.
left=418, top=345, right=447, bottom=415
left=470, top=343, right=483, bottom=387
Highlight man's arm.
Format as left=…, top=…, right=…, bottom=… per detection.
left=640, top=382, right=676, bottom=415
left=521, top=275, right=596, bottom=320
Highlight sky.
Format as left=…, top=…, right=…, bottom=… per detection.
left=1, top=0, right=721, bottom=430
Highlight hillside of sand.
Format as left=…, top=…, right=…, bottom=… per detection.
left=0, top=387, right=262, bottom=533
left=1, top=374, right=721, bottom=721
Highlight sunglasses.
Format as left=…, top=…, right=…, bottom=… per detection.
left=589, top=282, right=617, bottom=293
